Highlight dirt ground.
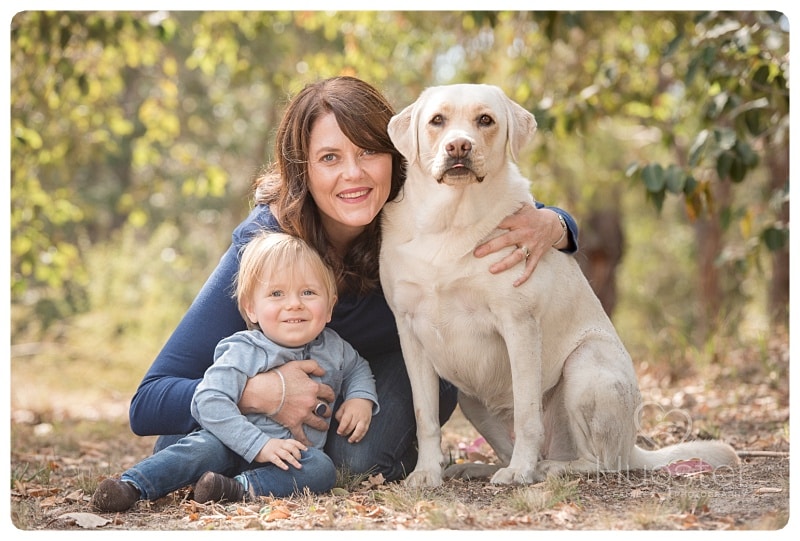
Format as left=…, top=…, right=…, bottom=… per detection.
left=8, top=339, right=791, bottom=532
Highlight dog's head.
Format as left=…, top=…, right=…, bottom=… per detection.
left=388, top=84, right=537, bottom=186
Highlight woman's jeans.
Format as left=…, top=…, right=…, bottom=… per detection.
left=324, top=350, right=457, bottom=480
left=125, top=429, right=336, bottom=501
left=153, top=350, right=459, bottom=487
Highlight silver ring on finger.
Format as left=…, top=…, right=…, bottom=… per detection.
left=314, top=402, right=329, bottom=416
left=520, top=245, right=531, bottom=260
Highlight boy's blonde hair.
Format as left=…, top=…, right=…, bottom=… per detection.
left=235, top=232, right=337, bottom=329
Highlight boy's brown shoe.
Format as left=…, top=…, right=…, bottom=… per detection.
left=91, top=478, right=140, bottom=512
left=193, top=471, right=245, bottom=503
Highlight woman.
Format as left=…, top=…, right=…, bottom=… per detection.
left=128, top=76, right=578, bottom=482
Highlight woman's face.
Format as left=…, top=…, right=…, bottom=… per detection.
left=307, top=113, right=393, bottom=248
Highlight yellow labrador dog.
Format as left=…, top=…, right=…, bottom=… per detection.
left=380, top=84, right=739, bottom=487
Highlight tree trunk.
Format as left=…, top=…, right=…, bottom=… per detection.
left=693, top=180, right=731, bottom=340
left=577, top=208, right=624, bottom=316
left=768, top=147, right=789, bottom=326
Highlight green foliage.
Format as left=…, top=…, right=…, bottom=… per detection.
left=10, top=11, right=786, bottom=356
left=10, top=219, right=229, bottom=410
left=11, top=12, right=237, bottom=324
left=626, top=12, right=788, bottom=241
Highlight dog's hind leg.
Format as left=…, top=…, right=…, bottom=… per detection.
left=457, top=392, right=514, bottom=464
left=536, top=335, right=641, bottom=478
left=444, top=392, right=513, bottom=480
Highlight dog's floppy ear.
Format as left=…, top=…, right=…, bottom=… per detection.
left=388, top=99, right=420, bottom=166
left=504, top=93, right=537, bottom=162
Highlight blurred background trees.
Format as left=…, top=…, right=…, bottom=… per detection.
left=10, top=11, right=788, bottom=386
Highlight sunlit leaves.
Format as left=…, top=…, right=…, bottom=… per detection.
left=12, top=12, right=188, bottom=322
left=181, top=166, right=228, bottom=198
left=10, top=10, right=788, bottom=332
left=139, top=97, right=181, bottom=142
left=13, top=124, right=44, bottom=150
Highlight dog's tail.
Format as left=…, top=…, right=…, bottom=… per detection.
left=628, top=440, right=740, bottom=470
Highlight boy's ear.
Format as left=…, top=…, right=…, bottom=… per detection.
left=328, top=295, right=338, bottom=322
left=243, top=300, right=257, bottom=326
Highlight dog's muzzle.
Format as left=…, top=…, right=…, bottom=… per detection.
left=437, top=166, right=485, bottom=185
left=435, top=136, right=484, bottom=184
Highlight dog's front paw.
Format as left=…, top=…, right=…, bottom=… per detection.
left=444, top=463, right=501, bottom=480
left=405, top=469, right=443, bottom=488
left=490, top=466, right=542, bottom=485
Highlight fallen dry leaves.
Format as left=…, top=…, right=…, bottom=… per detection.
left=10, top=334, right=789, bottom=531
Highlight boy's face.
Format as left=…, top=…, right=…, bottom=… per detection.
left=244, top=263, right=335, bottom=348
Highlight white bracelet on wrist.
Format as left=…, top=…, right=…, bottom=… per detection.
left=553, top=213, right=568, bottom=247
left=266, top=369, right=286, bottom=417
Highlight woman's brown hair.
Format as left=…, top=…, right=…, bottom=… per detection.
left=253, top=76, right=405, bottom=295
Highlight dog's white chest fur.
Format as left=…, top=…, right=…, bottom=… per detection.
left=385, top=238, right=515, bottom=405
left=380, top=163, right=535, bottom=410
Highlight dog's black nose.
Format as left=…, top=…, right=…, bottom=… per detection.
left=446, top=138, right=472, bottom=159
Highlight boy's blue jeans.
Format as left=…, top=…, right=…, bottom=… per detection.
left=123, top=429, right=336, bottom=501
left=152, top=350, right=458, bottom=487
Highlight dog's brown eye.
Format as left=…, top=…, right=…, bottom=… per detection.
left=430, top=114, right=444, bottom=126
left=478, top=114, right=494, bottom=126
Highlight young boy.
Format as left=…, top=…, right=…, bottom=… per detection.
left=91, top=232, right=378, bottom=512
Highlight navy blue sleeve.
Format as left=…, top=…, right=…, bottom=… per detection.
left=128, top=206, right=279, bottom=436
left=535, top=201, right=579, bottom=253
left=128, top=243, right=247, bottom=435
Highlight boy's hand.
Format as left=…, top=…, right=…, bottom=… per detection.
left=335, top=398, right=373, bottom=443
left=255, top=438, right=307, bottom=470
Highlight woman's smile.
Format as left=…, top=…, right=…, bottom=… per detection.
left=337, top=187, right=372, bottom=201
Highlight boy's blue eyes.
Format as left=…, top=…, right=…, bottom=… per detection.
left=268, top=290, right=317, bottom=297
